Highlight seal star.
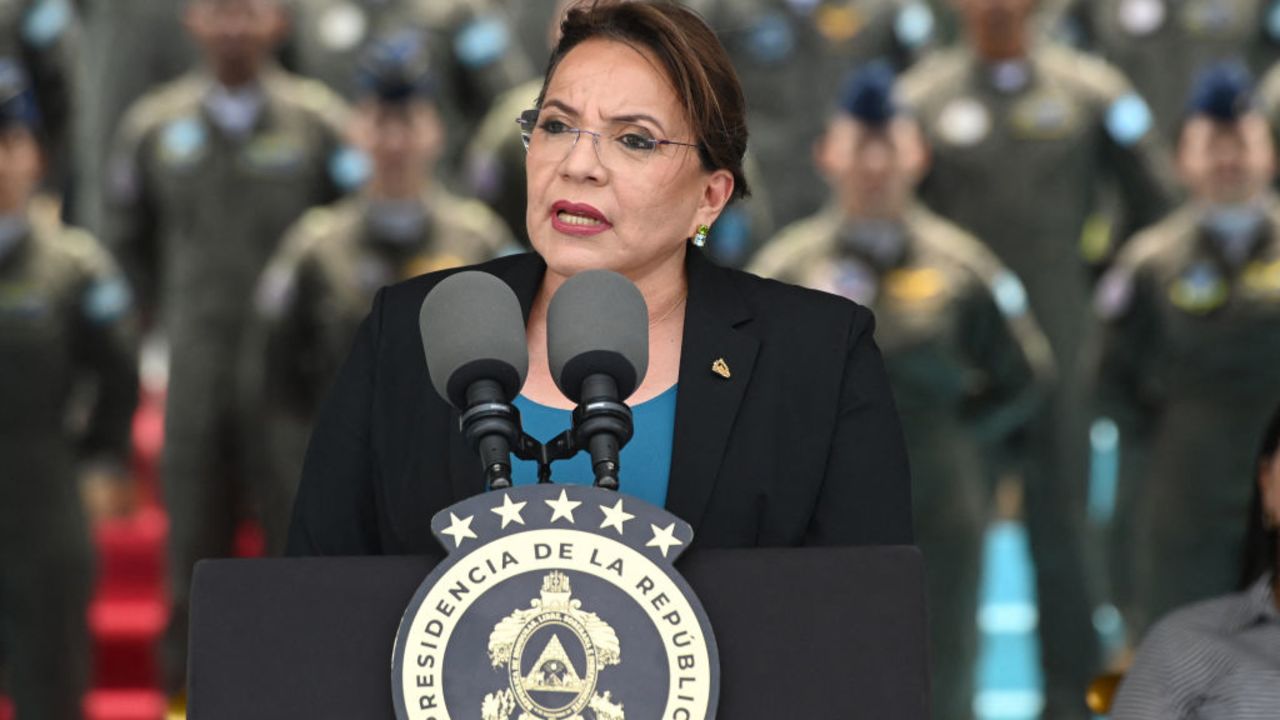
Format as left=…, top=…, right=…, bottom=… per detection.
left=646, top=523, right=683, bottom=558
left=490, top=494, right=527, bottom=529
left=440, top=513, right=477, bottom=547
left=545, top=489, right=582, bottom=524
left=598, top=499, right=635, bottom=535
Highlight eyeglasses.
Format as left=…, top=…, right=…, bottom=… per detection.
left=517, top=108, right=701, bottom=168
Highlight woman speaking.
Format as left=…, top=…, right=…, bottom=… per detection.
left=286, top=0, right=913, bottom=554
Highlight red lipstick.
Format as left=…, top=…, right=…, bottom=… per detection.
left=550, top=200, right=612, bottom=237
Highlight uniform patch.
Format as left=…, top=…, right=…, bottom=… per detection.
left=813, top=257, right=878, bottom=305
left=1117, top=0, right=1166, bottom=35
left=1105, top=93, right=1154, bottom=147
left=746, top=13, right=795, bottom=65
left=402, top=253, right=467, bottom=281
left=1241, top=258, right=1280, bottom=299
left=1010, top=93, right=1080, bottom=139
left=23, top=0, right=70, bottom=49
left=330, top=146, right=371, bottom=191
left=894, top=1, right=936, bottom=50
left=1180, top=0, right=1236, bottom=34
left=243, top=133, right=307, bottom=174
left=991, top=271, right=1029, bottom=318
left=884, top=266, right=946, bottom=308
left=82, top=276, right=132, bottom=325
left=391, top=485, right=719, bottom=720
left=1168, top=261, right=1229, bottom=314
left=159, top=118, right=208, bottom=168
left=455, top=16, right=510, bottom=69
left=318, top=2, right=368, bottom=51
left=815, top=4, right=865, bottom=44
left=937, top=98, right=991, bottom=147
left=1094, top=266, right=1136, bottom=320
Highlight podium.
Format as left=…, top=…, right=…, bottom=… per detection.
left=188, top=546, right=930, bottom=719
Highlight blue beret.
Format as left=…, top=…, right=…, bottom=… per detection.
left=356, top=31, right=436, bottom=104
left=838, top=61, right=897, bottom=127
left=0, top=58, right=39, bottom=130
left=1186, top=61, right=1255, bottom=122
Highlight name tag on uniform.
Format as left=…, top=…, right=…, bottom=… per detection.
left=242, top=133, right=307, bottom=175
left=1009, top=93, right=1081, bottom=140
left=884, top=267, right=948, bottom=310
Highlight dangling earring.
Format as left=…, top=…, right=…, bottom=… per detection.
left=693, top=224, right=710, bottom=248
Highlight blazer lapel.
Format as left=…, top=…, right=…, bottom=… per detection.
left=447, top=253, right=548, bottom=502
left=665, top=247, right=759, bottom=532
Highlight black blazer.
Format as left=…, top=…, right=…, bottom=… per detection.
left=286, top=247, right=914, bottom=555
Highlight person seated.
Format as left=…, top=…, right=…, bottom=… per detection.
left=1110, top=400, right=1280, bottom=719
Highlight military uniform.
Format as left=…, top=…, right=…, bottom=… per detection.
left=1, top=0, right=78, bottom=192
left=0, top=201, right=138, bottom=720
left=751, top=203, right=1052, bottom=720
left=246, top=190, right=517, bottom=552
left=900, top=44, right=1178, bottom=715
left=696, top=0, right=939, bottom=229
left=1092, top=195, right=1280, bottom=635
left=1053, top=0, right=1280, bottom=143
left=74, top=0, right=193, bottom=234
left=103, top=66, right=352, bottom=691
left=461, top=77, right=776, bottom=266
left=286, top=0, right=533, bottom=170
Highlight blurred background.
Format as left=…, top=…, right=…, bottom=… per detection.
left=2, top=0, right=1279, bottom=718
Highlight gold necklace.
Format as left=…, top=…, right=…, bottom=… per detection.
left=649, top=295, right=687, bottom=328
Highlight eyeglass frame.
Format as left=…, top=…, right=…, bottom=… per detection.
left=516, top=108, right=705, bottom=166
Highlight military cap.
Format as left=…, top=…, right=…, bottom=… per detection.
left=0, top=59, right=39, bottom=130
left=356, top=31, right=436, bottom=104
left=1186, top=61, right=1256, bottom=122
left=839, top=60, right=898, bottom=127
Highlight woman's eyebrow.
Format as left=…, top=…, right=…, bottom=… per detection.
left=541, top=99, right=668, bottom=134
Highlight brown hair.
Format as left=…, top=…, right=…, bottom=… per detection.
left=536, top=0, right=751, bottom=200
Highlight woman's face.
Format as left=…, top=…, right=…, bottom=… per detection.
left=525, top=38, right=733, bottom=281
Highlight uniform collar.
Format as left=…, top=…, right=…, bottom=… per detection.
left=196, top=64, right=284, bottom=138
left=832, top=207, right=912, bottom=271
left=964, top=45, right=1038, bottom=96
left=1195, top=193, right=1278, bottom=268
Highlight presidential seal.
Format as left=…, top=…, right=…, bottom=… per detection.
left=391, top=484, right=719, bottom=720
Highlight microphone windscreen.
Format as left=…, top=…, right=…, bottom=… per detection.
left=419, top=271, right=529, bottom=408
left=547, top=270, right=649, bottom=403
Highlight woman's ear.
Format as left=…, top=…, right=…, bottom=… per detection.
left=693, top=167, right=735, bottom=231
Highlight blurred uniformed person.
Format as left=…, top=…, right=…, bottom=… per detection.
left=285, top=0, right=534, bottom=171
left=696, top=0, right=941, bottom=230
left=1051, top=0, right=1280, bottom=144
left=0, top=66, right=138, bottom=720
left=1, top=0, right=77, bottom=194
left=465, top=0, right=775, bottom=266
left=102, top=0, right=354, bottom=695
left=1093, top=62, right=1280, bottom=637
left=898, top=0, right=1178, bottom=711
left=751, top=63, right=1053, bottom=720
left=246, top=34, right=517, bottom=553
left=75, top=0, right=194, bottom=234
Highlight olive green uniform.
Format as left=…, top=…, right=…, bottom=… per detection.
left=103, top=67, right=351, bottom=691
left=461, top=77, right=776, bottom=266
left=1, top=0, right=78, bottom=193
left=1091, top=194, right=1280, bottom=636
left=0, top=204, right=138, bottom=720
left=73, top=0, right=193, bottom=234
left=751, top=203, right=1053, bottom=720
left=245, top=190, right=517, bottom=553
left=286, top=0, right=533, bottom=170
left=696, top=0, right=940, bottom=229
left=1052, top=0, right=1280, bottom=143
left=899, top=44, right=1178, bottom=716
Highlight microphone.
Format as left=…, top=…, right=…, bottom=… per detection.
left=546, top=270, right=649, bottom=490
left=420, top=271, right=529, bottom=490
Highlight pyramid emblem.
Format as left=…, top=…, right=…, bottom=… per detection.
left=523, top=634, right=587, bottom=693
